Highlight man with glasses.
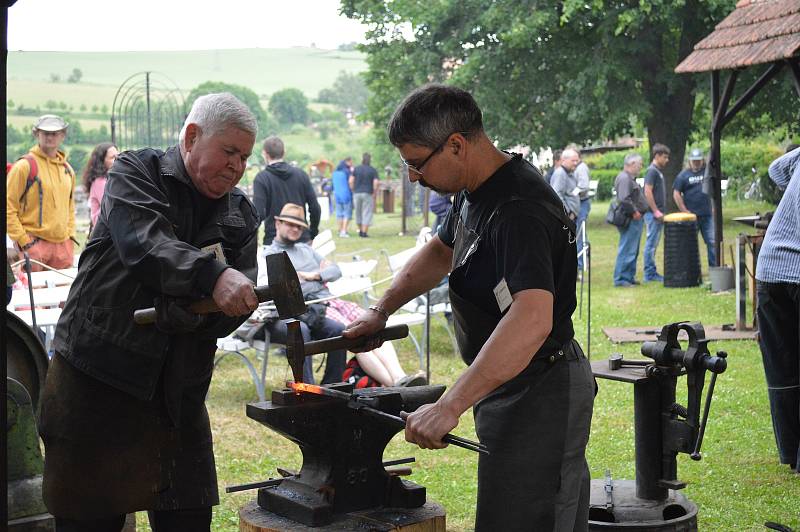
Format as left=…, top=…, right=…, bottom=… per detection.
left=344, top=84, right=594, bottom=531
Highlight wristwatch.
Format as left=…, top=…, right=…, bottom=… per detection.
left=368, top=304, right=390, bottom=320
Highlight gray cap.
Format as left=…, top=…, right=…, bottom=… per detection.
left=688, top=148, right=704, bottom=161
left=33, top=114, right=68, bottom=132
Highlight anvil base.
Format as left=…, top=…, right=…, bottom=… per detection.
left=239, top=499, right=446, bottom=532
left=588, top=479, right=698, bottom=530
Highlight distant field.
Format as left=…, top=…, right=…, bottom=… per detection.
left=7, top=114, right=108, bottom=131
left=7, top=48, right=366, bottom=106
left=6, top=79, right=119, bottom=110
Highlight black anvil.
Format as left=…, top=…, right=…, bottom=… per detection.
left=246, top=383, right=446, bottom=527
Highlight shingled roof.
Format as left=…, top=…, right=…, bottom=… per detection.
left=675, top=0, right=800, bottom=73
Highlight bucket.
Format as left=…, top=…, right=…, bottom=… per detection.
left=709, top=266, right=734, bottom=292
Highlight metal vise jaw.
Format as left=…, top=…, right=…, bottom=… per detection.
left=246, top=383, right=446, bottom=527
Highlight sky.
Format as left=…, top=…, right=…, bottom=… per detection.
left=7, top=0, right=371, bottom=51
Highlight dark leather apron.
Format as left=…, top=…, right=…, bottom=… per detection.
left=39, top=340, right=219, bottom=520
left=449, top=195, right=585, bottom=531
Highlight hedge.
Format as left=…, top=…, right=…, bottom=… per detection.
left=580, top=139, right=790, bottom=205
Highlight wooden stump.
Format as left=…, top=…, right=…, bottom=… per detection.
left=239, top=500, right=446, bottom=532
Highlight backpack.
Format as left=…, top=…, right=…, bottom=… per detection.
left=14, top=154, right=74, bottom=228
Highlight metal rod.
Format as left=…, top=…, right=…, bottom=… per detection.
left=290, top=384, right=488, bottom=454
left=23, top=252, right=38, bottom=330
left=691, top=370, right=719, bottom=460
left=225, top=457, right=416, bottom=493
left=587, top=241, right=591, bottom=359
left=225, top=477, right=286, bottom=493
left=425, top=289, right=431, bottom=382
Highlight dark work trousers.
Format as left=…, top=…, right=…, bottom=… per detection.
left=267, top=317, right=347, bottom=384
left=473, top=342, right=595, bottom=531
left=55, top=507, right=212, bottom=531
left=756, top=281, right=800, bottom=471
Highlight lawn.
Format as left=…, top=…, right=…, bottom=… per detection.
left=138, top=196, right=798, bottom=531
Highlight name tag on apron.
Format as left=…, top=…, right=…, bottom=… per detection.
left=201, top=242, right=227, bottom=265
left=493, top=278, right=513, bottom=313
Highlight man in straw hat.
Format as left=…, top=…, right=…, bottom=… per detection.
left=260, top=203, right=348, bottom=383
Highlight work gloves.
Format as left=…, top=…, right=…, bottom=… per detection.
left=154, top=297, right=207, bottom=334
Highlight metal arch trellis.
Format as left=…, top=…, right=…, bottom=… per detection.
left=111, top=72, right=186, bottom=151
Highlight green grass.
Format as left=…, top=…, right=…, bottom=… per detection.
left=7, top=48, right=366, bottom=108
left=129, top=196, right=798, bottom=530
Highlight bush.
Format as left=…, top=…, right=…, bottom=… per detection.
left=590, top=169, right=618, bottom=200
left=719, top=139, right=784, bottom=204
left=67, top=146, right=88, bottom=176
left=583, top=149, right=648, bottom=201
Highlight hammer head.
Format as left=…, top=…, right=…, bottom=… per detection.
left=285, top=319, right=306, bottom=383
left=266, top=252, right=306, bottom=319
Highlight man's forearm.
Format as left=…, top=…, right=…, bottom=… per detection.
left=378, top=236, right=452, bottom=313
left=673, top=191, right=689, bottom=212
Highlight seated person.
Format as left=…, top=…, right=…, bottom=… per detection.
left=326, top=298, right=427, bottom=388
left=249, top=203, right=425, bottom=386
left=258, top=203, right=346, bottom=384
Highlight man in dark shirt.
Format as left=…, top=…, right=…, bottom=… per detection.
left=642, top=143, right=670, bottom=282
left=673, top=148, right=715, bottom=266
left=350, top=152, right=380, bottom=237
left=344, top=84, right=594, bottom=531
left=253, top=136, right=321, bottom=244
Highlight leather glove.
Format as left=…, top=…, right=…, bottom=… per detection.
left=154, top=297, right=207, bottom=334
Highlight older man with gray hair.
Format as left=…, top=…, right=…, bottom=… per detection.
left=550, top=148, right=581, bottom=220
left=38, top=93, right=260, bottom=531
left=613, top=153, right=647, bottom=287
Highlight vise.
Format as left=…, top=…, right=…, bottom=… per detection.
left=589, top=322, right=728, bottom=530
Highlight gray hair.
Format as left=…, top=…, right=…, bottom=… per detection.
left=624, top=153, right=643, bottom=166
left=179, top=92, right=257, bottom=142
left=388, top=83, right=483, bottom=148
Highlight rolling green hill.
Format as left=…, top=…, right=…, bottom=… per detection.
left=7, top=47, right=366, bottom=110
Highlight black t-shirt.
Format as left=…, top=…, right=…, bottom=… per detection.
left=644, top=164, right=666, bottom=210
left=438, top=154, right=576, bottom=347
left=353, top=164, right=378, bottom=193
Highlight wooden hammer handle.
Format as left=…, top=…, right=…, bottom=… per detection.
left=303, top=324, right=409, bottom=356
left=133, top=285, right=275, bottom=325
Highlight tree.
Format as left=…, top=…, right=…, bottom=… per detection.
left=67, top=68, right=83, bottom=83
left=341, top=0, right=769, bottom=203
left=49, top=73, right=60, bottom=83
left=6, top=123, right=24, bottom=144
left=186, top=81, right=269, bottom=134
left=317, top=70, right=369, bottom=114
left=269, top=88, right=309, bottom=126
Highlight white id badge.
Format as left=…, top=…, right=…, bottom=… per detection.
left=201, top=242, right=227, bottom=265
left=493, top=278, right=513, bottom=313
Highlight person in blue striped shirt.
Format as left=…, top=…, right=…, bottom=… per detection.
left=755, top=145, right=800, bottom=474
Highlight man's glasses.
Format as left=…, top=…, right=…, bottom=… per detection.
left=401, top=134, right=456, bottom=177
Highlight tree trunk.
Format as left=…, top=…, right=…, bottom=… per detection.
left=641, top=0, right=711, bottom=212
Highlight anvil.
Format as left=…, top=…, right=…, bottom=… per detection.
left=246, top=383, right=446, bottom=527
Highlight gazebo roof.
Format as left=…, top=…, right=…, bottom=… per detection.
left=675, top=0, right=800, bottom=73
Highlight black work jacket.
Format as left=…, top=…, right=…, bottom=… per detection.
left=53, top=146, right=259, bottom=400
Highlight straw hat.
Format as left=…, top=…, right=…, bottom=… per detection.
left=274, top=203, right=309, bottom=228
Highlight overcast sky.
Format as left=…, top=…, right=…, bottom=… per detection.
left=7, top=0, right=370, bottom=51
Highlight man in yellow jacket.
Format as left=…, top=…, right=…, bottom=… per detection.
left=7, top=114, right=77, bottom=271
